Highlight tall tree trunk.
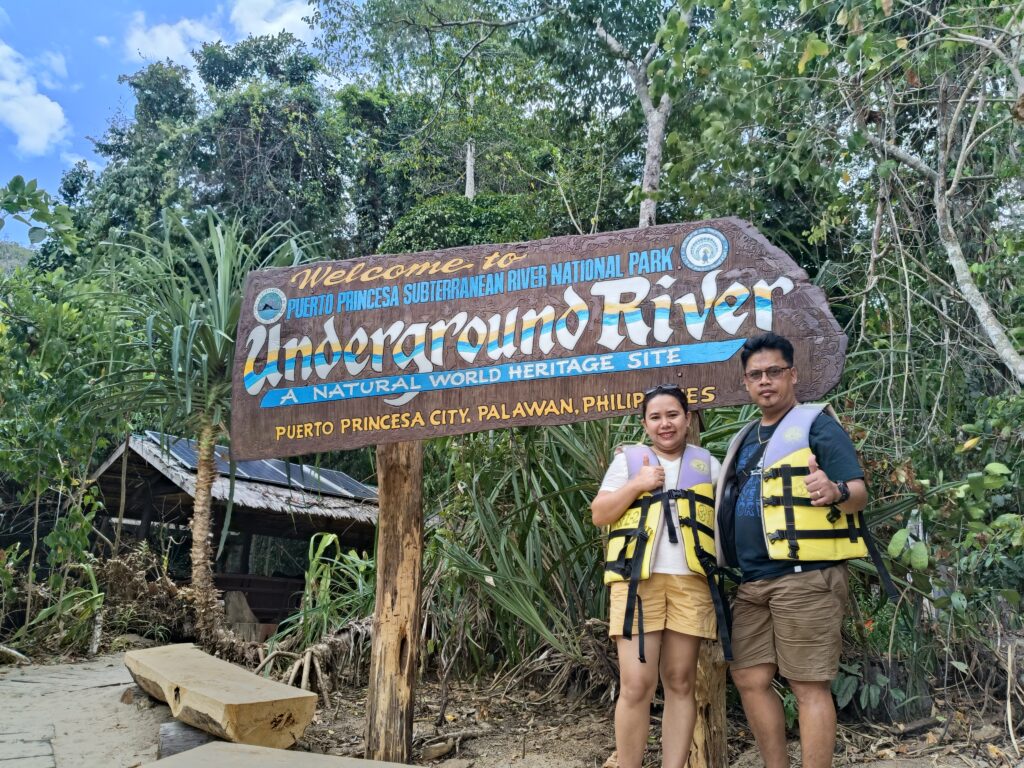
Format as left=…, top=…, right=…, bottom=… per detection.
left=465, top=137, right=477, bottom=200
left=192, top=422, right=222, bottom=642
left=594, top=18, right=678, bottom=230
left=933, top=178, right=1024, bottom=384
left=858, top=78, right=1024, bottom=386
left=638, top=95, right=671, bottom=228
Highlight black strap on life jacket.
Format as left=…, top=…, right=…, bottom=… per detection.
left=610, top=495, right=654, bottom=663
left=763, top=464, right=816, bottom=559
left=672, top=487, right=738, bottom=661
left=767, top=517, right=899, bottom=602
left=863, top=521, right=901, bottom=602
left=663, top=492, right=680, bottom=545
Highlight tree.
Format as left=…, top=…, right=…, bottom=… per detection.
left=660, top=0, right=1024, bottom=385
left=315, top=0, right=642, bottom=235
left=191, top=35, right=349, bottom=238
left=52, top=35, right=350, bottom=267
left=95, top=212, right=305, bottom=641
left=0, top=175, right=78, bottom=254
left=0, top=266, right=112, bottom=625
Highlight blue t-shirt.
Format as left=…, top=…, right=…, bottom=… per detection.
left=732, top=411, right=864, bottom=582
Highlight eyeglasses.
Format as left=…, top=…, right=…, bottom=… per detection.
left=743, top=366, right=792, bottom=383
left=643, top=384, right=683, bottom=396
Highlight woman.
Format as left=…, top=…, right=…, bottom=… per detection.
left=591, top=384, right=720, bottom=768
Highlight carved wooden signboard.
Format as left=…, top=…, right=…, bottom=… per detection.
left=231, top=218, right=845, bottom=459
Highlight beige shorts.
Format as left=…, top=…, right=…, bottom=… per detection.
left=730, top=564, right=849, bottom=681
left=608, top=572, right=716, bottom=639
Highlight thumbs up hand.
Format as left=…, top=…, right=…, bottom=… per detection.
left=635, top=453, right=666, bottom=492
left=804, top=453, right=837, bottom=506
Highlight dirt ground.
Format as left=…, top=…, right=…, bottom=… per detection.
left=0, top=650, right=1018, bottom=767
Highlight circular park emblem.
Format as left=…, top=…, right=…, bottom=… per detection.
left=254, top=287, right=286, bottom=324
left=680, top=227, right=730, bottom=272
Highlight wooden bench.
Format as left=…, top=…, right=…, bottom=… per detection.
left=125, top=644, right=317, bottom=749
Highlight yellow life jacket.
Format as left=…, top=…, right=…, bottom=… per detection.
left=604, top=444, right=716, bottom=584
left=758, top=403, right=869, bottom=561
left=603, top=445, right=717, bottom=662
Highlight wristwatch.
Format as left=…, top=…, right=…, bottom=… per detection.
left=835, top=480, right=851, bottom=505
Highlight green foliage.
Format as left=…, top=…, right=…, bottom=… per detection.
left=0, top=242, right=33, bottom=274
left=52, top=35, right=349, bottom=266
left=0, top=267, right=113, bottom=496
left=19, top=569, right=104, bottom=653
left=380, top=193, right=548, bottom=253
left=420, top=426, right=608, bottom=668
left=44, top=489, right=101, bottom=577
left=0, top=175, right=78, bottom=253
left=0, top=544, right=27, bottom=630
left=271, top=534, right=376, bottom=650
left=191, top=36, right=348, bottom=237
left=92, top=211, right=305, bottom=437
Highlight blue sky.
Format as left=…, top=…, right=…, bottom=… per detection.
left=0, top=1, right=317, bottom=244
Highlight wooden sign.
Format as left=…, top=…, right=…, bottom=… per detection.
left=230, top=218, right=845, bottom=459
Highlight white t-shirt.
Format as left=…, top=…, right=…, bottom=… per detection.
left=599, top=447, right=721, bottom=576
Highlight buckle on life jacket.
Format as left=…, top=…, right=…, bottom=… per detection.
left=763, top=466, right=811, bottom=480
left=766, top=529, right=800, bottom=559
left=763, top=494, right=813, bottom=507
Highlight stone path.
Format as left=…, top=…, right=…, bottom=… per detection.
left=0, top=655, right=172, bottom=767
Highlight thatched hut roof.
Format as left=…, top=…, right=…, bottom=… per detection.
left=90, top=432, right=377, bottom=547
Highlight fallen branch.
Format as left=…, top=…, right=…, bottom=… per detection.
left=253, top=650, right=298, bottom=677
left=0, top=644, right=30, bottom=664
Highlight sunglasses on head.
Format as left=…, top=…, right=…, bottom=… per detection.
left=643, top=384, right=683, bottom=397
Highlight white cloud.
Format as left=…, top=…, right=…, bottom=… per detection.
left=229, top=0, right=314, bottom=42
left=119, top=3, right=319, bottom=71
left=95, top=35, right=112, bottom=48
left=124, top=11, right=222, bottom=65
left=37, top=51, right=67, bottom=90
left=0, top=8, right=9, bottom=28
left=0, top=40, right=69, bottom=157
left=60, top=152, right=102, bottom=172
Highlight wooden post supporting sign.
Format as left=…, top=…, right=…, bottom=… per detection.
left=364, top=440, right=424, bottom=763
left=688, top=415, right=728, bottom=768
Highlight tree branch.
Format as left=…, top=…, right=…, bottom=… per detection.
left=948, top=90, right=986, bottom=196
left=593, top=18, right=654, bottom=116
left=861, top=130, right=939, bottom=182
left=927, top=12, right=1024, bottom=99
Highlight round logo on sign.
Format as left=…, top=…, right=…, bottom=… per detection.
left=680, top=227, right=729, bottom=271
left=254, top=287, right=286, bottom=324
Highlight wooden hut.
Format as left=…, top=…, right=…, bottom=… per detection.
left=90, top=432, right=377, bottom=626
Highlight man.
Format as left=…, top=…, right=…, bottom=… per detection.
left=715, top=333, right=868, bottom=768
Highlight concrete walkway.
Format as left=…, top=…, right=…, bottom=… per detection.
left=0, top=654, right=172, bottom=767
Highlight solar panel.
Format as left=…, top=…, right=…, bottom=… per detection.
left=295, top=464, right=353, bottom=498
left=317, top=467, right=378, bottom=501
left=146, top=431, right=199, bottom=470
left=142, top=431, right=373, bottom=500
left=232, top=458, right=292, bottom=487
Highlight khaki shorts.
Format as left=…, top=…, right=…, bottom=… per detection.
left=608, top=572, right=716, bottom=639
left=730, top=564, right=849, bottom=682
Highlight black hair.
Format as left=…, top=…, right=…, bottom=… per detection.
left=640, top=384, right=690, bottom=418
left=740, top=333, right=794, bottom=368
